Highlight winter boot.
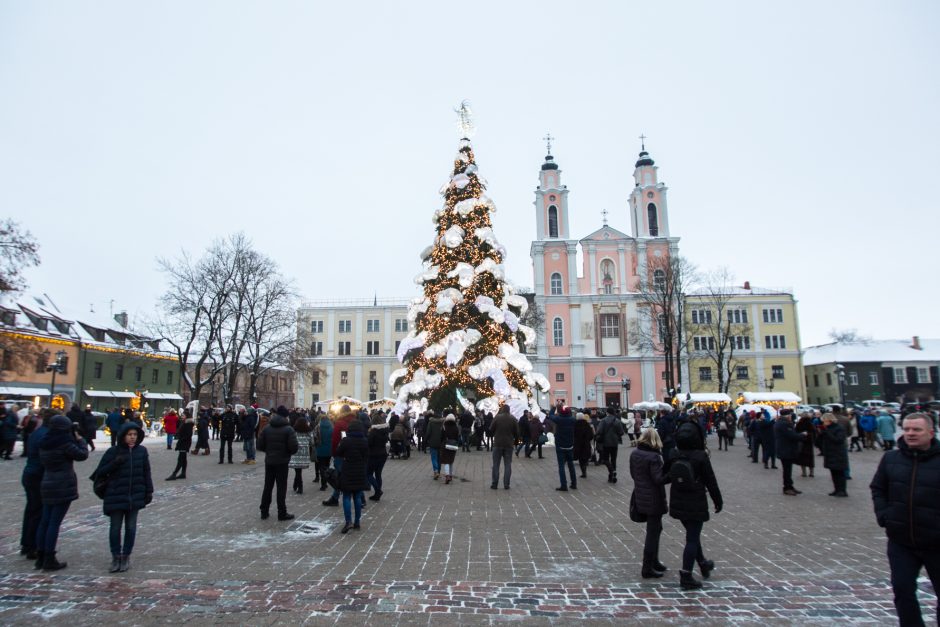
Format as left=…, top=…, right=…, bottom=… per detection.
left=322, top=497, right=339, bottom=507
left=42, top=552, right=67, bottom=571
left=641, top=559, right=664, bottom=578
left=109, top=555, right=122, bottom=573
left=33, top=551, right=45, bottom=569
left=653, top=560, right=668, bottom=573
left=368, top=490, right=383, bottom=502
left=679, top=570, right=702, bottom=590
left=611, top=471, right=618, bottom=484
left=118, top=555, right=130, bottom=572
left=698, top=559, right=715, bottom=579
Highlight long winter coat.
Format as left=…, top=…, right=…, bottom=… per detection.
left=630, top=444, right=668, bottom=517
left=527, top=416, right=544, bottom=442
left=335, top=431, right=369, bottom=492
left=876, top=414, right=896, bottom=442
left=367, top=424, right=389, bottom=458
left=93, top=423, right=154, bottom=515
left=439, top=419, right=459, bottom=464
left=490, top=412, right=518, bottom=449
left=667, top=449, right=723, bottom=522
left=817, top=422, right=848, bottom=470
left=39, top=420, right=89, bottom=505
left=315, top=417, right=334, bottom=458
left=220, top=411, right=238, bottom=440
left=794, top=416, right=816, bottom=468
left=289, top=433, right=312, bottom=469
left=175, top=420, right=194, bottom=451
left=773, top=418, right=804, bottom=461
left=870, top=438, right=940, bottom=549
left=257, top=414, right=299, bottom=466
left=573, top=418, right=595, bottom=463
left=424, top=416, right=444, bottom=449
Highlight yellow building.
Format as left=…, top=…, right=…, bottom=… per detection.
left=682, top=283, right=805, bottom=400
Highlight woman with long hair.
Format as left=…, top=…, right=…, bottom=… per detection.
left=629, top=428, right=669, bottom=578
left=440, top=414, right=460, bottom=484
left=166, top=411, right=194, bottom=481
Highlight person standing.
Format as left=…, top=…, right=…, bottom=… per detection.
left=35, top=414, right=89, bottom=570
left=366, top=415, right=389, bottom=501
left=322, top=405, right=358, bottom=507
left=524, top=411, right=545, bottom=459
left=335, top=420, right=369, bottom=533
left=876, top=409, right=897, bottom=450
left=630, top=428, right=669, bottom=578
left=489, top=404, right=519, bottom=490
left=19, top=410, right=49, bottom=559
left=668, top=421, right=723, bottom=589
left=257, top=407, right=298, bottom=521
left=774, top=409, right=807, bottom=496
left=241, top=407, right=259, bottom=464
left=314, top=412, right=333, bottom=490
left=573, top=412, right=595, bottom=479
left=218, top=405, right=237, bottom=464
left=81, top=405, right=98, bottom=451
left=440, top=414, right=460, bottom=484
left=289, top=413, right=312, bottom=494
left=92, top=422, right=153, bottom=573
left=106, top=407, right=123, bottom=448
left=162, top=409, right=179, bottom=451
left=715, top=413, right=730, bottom=451
left=870, top=413, right=940, bottom=626
left=817, top=413, right=849, bottom=497
left=193, top=410, right=210, bottom=455
left=165, top=412, right=194, bottom=481
left=596, top=410, right=626, bottom=483
left=794, top=412, right=817, bottom=478
left=424, top=411, right=444, bottom=480
left=548, top=406, right=577, bottom=491
left=458, top=410, right=474, bottom=452
left=759, top=412, right=777, bottom=469
left=1, top=406, right=18, bottom=459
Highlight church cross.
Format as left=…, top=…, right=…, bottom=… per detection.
left=543, top=132, right=554, bottom=155
left=601, top=208, right=609, bottom=226
left=639, top=133, right=647, bottom=150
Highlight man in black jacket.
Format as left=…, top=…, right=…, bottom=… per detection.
left=870, top=413, right=940, bottom=626
left=218, top=405, right=237, bottom=464
left=257, top=408, right=299, bottom=521
left=774, top=409, right=806, bottom=496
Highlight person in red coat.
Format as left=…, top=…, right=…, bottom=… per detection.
left=162, top=409, right=179, bottom=451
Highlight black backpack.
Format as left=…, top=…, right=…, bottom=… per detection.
left=668, top=453, right=697, bottom=490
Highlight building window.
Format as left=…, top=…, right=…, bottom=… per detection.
left=338, top=342, right=351, bottom=356
left=732, top=336, right=751, bottom=350
left=728, top=308, right=748, bottom=324
left=599, top=313, right=619, bottom=338
left=94, top=362, right=103, bottom=379
left=548, top=205, right=559, bottom=238
left=35, top=351, right=49, bottom=373
left=691, top=309, right=712, bottom=325
left=151, top=368, right=158, bottom=384
left=116, top=364, right=124, bottom=380
left=869, top=372, right=879, bottom=385
left=762, top=308, right=784, bottom=324
left=310, top=341, right=323, bottom=356
left=550, top=273, right=563, bottom=295
left=367, top=319, right=380, bottom=333
left=135, top=366, right=142, bottom=382
left=647, top=203, right=659, bottom=237
left=764, top=335, right=786, bottom=349
left=813, top=373, right=819, bottom=387
left=917, top=367, right=931, bottom=383
left=166, top=370, right=173, bottom=385
left=698, top=366, right=712, bottom=381
left=338, top=320, right=351, bottom=333
left=395, top=340, right=401, bottom=353
left=340, top=371, right=348, bottom=385
left=736, top=366, right=749, bottom=380
left=552, top=318, right=564, bottom=347
left=310, top=320, right=323, bottom=334
left=395, top=318, right=408, bottom=332
left=367, top=341, right=379, bottom=355
left=826, top=372, right=832, bottom=386
left=311, top=393, right=320, bottom=403
left=311, top=371, right=320, bottom=384
left=893, top=367, right=907, bottom=384
left=848, top=372, right=859, bottom=385
left=772, top=365, right=785, bottom=379
left=555, top=372, right=565, bottom=382
left=1, top=349, right=11, bottom=371
left=693, top=336, right=716, bottom=351
left=653, top=269, right=665, bottom=291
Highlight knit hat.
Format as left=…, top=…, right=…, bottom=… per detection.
left=276, top=405, right=290, bottom=418
left=49, top=415, right=72, bottom=431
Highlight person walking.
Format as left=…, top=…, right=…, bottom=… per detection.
left=424, top=411, right=444, bottom=480
left=35, top=414, right=89, bottom=570
left=817, top=413, right=848, bottom=497
left=336, top=420, right=369, bottom=533
left=870, top=412, right=940, bottom=626
left=289, top=414, right=312, bottom=494
left=366, top=414, right=389, bottom=501
left=165, top=412, right=194, bottom=481
left=218, top=405, right=237, bottom=464
left=876, top=409, right=897, bottom=450
left=440, top=413, right=460, bottom=484
left=573, top=411, right=595, bottom=478
left=20, top=409, right=50, bottom=560
left=257, top=406, right=298, bottom=521
left=524, top=411, right=545, bottom=459
left=314, top=412, right=333, bottom=490
left=92, top=422, right=153, bottom=573
left=322, top=406, right=358, bottom=507
left=489, top=404, right=519, bottom=490
left=774, top=409, right=807, bottom=496
left=106, top=407, right=123, bottom=448
left=193, top=410, right=211, bottom=455
left=794, top=412, right=817, bottom=477
left=162, top=409, right=179, bottom=451
left=759, top=412, right=777, bottom=469
left=715, top=412, right=730, bottom=451
left=458, top=411, right=474, bottom=452
left=667, top=421, right=723, bottom=589
left=548, top=406, right=577, bottom=491
left=596, top=409, right=626, bottom=483
left=630, top=428, right=669, bottom=578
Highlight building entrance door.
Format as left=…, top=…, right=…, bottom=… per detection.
left=605, top=392, right=620, bottom=410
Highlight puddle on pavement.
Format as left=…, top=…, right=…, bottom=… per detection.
left=285, top=520, right=336, bottom=538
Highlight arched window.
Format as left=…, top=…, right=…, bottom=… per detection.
left=552, top=318, right=564, bottom=347
left=647, top=203, right=659, bottom=237
left=653, top=269, right=666, bottom=291
left=550, top=272, right=563, bottom=295
left=600, top=259, right=614, bottom=294
left=548, top=205, right=559, bottom=238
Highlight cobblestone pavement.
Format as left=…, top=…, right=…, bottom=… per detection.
left=0, top=431, right=934, bottom=625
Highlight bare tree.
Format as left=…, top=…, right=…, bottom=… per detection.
left=629, top=254, right=697, bottom=396
left=828, top=328, right=871, bottom=344
left=0, top=219, right=40, bottom=293
left=685, top=268, right=753, bottom=394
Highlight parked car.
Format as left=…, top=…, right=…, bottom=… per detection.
left=861, top=400, right=886, bottom=410
left=795, top=404, right=816, bottom=415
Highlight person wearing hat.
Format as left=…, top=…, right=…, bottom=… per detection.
left=19, top=409, right=50, bottom=559
left=257, top=405, right=299, bottom=520
left=817, top=413, right=848, bottom=497
left=573, top=412, right=595, bottom=479
left=440, top=414, right=460, bottom=484
left=424, top=410, right=444, bottom=480
left=335, top=420, right=369, bottom=533
left=35, top=413, right=89, bottom=570
left=289, top=412, right=312, bottom=494
left=774, top=409, right=807, bottom=496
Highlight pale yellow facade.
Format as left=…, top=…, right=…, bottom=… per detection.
left=683, top=288, right=806, bottom=401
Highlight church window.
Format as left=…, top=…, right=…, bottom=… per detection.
left=653, top=269, right=666, bottom=291
left=548, top=205, right=559, bottom=238
left=647, top=203, right=659, bottom=237
left=600, top=259, right=614, bottom=294
left=550, top=273, right=563, bottom=295
left=599, top=313, right=619, bottom=338
left=552, top=318, right=564, bottom=347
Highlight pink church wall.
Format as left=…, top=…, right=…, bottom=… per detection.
left=545, top=302, right=569, bottom=357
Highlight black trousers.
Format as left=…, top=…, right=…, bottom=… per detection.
left=604, top=446, right=619, bottom=474
left=643, top=514, right=663, bottom=565
left=781, top=459, right=794, bottom=489
left=171, top=451, right=188, bottom=477
left=219, top=437, right=233, bottom=463
left=887, top=538, right=940, bottom=626
left=829, top=468, right=847, bottom=494
left=260, top=463, right=289, bottom=517
left=680, top=519, right=706, bottom=572
left=20, top=473, right=42, bottom=551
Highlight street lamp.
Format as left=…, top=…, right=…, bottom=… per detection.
left=621, top=377, right=631, bottom=410
left=46, top=350, right=67, bottom=408
left=836, top=363, right=846, bottom=408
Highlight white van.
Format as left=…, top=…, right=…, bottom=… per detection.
left=862, top=400, right=886, bottom=410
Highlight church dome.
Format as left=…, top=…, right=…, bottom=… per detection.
left=635, top=150, right=654, bottom=167
left=541, top=154, right=559, bottom=171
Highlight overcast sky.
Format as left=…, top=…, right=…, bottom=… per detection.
left=2, top=1, right=938, bottom=348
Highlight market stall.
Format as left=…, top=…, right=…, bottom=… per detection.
left=735, top=403, right=778, bottom=418
left=673, top=392, right=733, bottom=411
left=736, top=392, right=801, bottom=410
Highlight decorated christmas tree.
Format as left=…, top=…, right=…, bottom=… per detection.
left=391, top=103, right=549, bottom=418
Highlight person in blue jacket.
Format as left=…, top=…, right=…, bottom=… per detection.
left=314, top=412, right=334, bottom=490
left=546, top=405, right=577, bottom=491
left=20, top=409, right=50, bottom=559
left=92, top=422, right=153, bottom=573
left=106, top=407, right=124, bottom=447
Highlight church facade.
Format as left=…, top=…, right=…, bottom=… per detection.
left=528, top=145, right=678, bottom=408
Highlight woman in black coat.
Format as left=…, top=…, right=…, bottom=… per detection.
left=366, top=417, right=389, bottom=502
left=573, top=412, right=595, bottom=478
left=794, top=413, right=817, bottom=477
left=36, top=414, right=89, bottom=570
left=629, top=428, right=669, bottom=578
left=335, top=420, right=369, bottom=533
left=439, top=414, right=460, bottom=484
left=167, top=414, right=194, bottom=480
left=667, top=435, right=723, bottom=590
left=92, top=422, right=153, bottom=572
left=816, top=413, right=848, bottom=497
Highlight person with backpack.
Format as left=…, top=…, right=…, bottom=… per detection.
left=91, top=422, right=153, bottom=573
left=630, top=428, right=669, bottom=578
left=667, top=417, right=723, bottom=590
left=596, top=410, right=626, bottom=482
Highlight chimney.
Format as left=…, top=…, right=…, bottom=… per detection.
left=743, top=281, right=751, bottom=291
left=114, top=311, right=128, bottom=329
left=912, top=336, right=921, bottom=350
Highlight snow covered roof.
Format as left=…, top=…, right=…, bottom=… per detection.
left=803, top=339, right=940, bottom=366
left=681, top=393, right=733, bottom=403
left=740, top=392, right=802, bottom=403
left=686, top=285, right=793, bottom=296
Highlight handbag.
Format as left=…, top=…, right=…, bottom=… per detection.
left=324, top=467, right=340, bottom=490
left=629, top=491, right=648, bottom=523
left=538, top=433, right=548, bottom=445
left=445, top=438, right=459, bottom=451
